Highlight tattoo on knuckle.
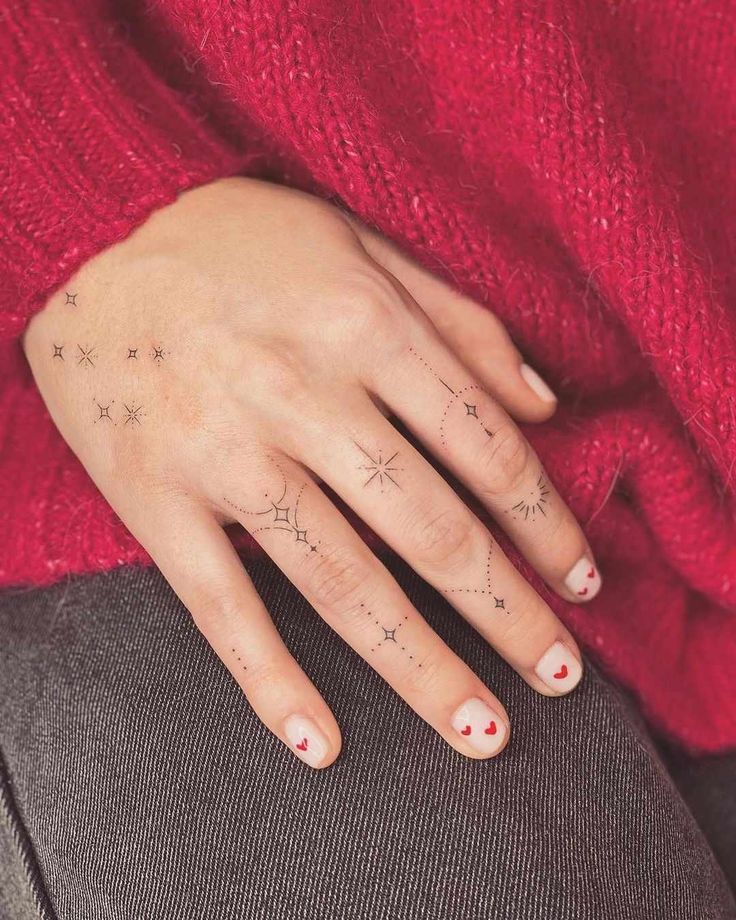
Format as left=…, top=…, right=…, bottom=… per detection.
left=477, top=425, right=530, bottom=496
left=354, top=440, right=403, bottom=492
left=308, top=546, right=371, bottom=612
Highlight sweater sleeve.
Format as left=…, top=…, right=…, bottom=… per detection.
left=0, top=0, right=250, bottom=342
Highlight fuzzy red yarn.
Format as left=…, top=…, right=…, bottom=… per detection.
left=3, top=0, right=736, bottom=752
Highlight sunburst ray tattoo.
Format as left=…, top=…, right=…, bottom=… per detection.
left=354, top=441, right=403, bottom=492
left=508, top=473, right=551, bottom=521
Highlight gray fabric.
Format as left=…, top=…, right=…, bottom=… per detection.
left=0, top=556, right=734, bottom=920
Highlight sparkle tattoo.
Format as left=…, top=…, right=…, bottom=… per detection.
left=65, top=292, right=77, bottom=306
left=127, top=348, right=138, bottom=360
left=52, top=344, right=65, bottom=360
left=93, top=398, right=114, bottom=424
left=151, top=345, right=165, bottom=363
left=354, top=441, right=403, bottom=492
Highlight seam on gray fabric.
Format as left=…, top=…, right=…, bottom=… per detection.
left=0, top=747, right=58, bottom=920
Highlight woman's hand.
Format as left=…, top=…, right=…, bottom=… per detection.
left=23, top=178, right=601, bottom=768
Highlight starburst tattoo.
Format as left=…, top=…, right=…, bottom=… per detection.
left=123, top=403, right=143, bottom=426
left=52, top=344, right=65, bottom=360
left=77, top=345, right=97, bottom=368
left=508, top=473, right=551, bottom=521
left=354, top=441, right=403, bottom=492
left=65, top=292, right=77, bottom=306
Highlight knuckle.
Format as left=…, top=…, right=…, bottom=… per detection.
left=340, top=269, right=402, bottom=340
left=307, top=544, right=373, bottom=616
left=192, top=588, right=241, bottom=632
left=477, top=424, right=531, bottom=496
left=407, top=506, right=478, bottom=571
left=247, top=345, right=311, bottom=409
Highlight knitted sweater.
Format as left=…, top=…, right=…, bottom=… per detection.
left=3, top=0, right=736, bottom=753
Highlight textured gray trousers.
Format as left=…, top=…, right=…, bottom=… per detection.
left=1, top=555, right=735, bottom=920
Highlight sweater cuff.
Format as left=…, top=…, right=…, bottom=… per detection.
left=0, top=3, right=253, bottom=342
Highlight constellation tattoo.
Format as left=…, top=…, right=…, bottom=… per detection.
left=441, top=541, right=512, bottom=616
left=354, top=441, right=403, bottom=492
left=93, top=398, right=114, bottom=424
left=408, top=346, right=495, bottom=447
left=65, top=292, right=77, bottom=306
left=127, top=348, right=138, bottom=360
left=123, top=403, right=144, bottom=426
left=76, top=344, right=97, bottom=368
left=52, top=344, right=65, bottom=360
left=506, top=473, right=550, bottom=522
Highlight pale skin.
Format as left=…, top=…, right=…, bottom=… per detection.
left=23, top=177, right=601, bottom=768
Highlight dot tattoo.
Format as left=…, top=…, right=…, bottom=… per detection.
left=52, top=344, right=65, bottom=360
left=76, top=344, right=97, bottom=368
left=65, top=292, right=77, bottom=306
left=231, top=648, right=248, bottom=673
left=354, top=441, right=403, bottom=492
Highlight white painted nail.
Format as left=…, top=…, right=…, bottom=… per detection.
left=564, top=556, right=601, bottom=600
left=520, top=363, right=557, bottom=403
left=535, top=641, right=583, bottom=693
left=284, top=714, right=329, bottom=768
left=451, top=697, right=507, bottom=756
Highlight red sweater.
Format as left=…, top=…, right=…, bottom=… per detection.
left=3, top=0, right=736, bottom=753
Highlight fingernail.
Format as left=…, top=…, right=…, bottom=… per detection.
left=564, top=556, right=601, bottom=600
left=535, top=641, right=583, bottom=693
left=520, top=363, right=556, bottom=403
left=451, top=697, right=507, bottom=756
left=284, top=714, right=329, bottom=768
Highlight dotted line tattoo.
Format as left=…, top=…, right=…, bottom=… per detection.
left=441, top=541, right=512, bottom=616
left=408, top=346, right=495, bottom=447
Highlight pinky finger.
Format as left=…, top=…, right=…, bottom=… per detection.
left=134, top=499, right=342, bottom=769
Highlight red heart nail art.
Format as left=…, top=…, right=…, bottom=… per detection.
left=461, top=724, right=472, bottom=736
left=554, top=664, right=568, bottom=680
left=296, top=738, right=308, bottom=751
left=484, top=721, right=497, bottom=735
left=587, top=567, right=595, bottom=579
left=577, top=586, right=589, bottom=596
